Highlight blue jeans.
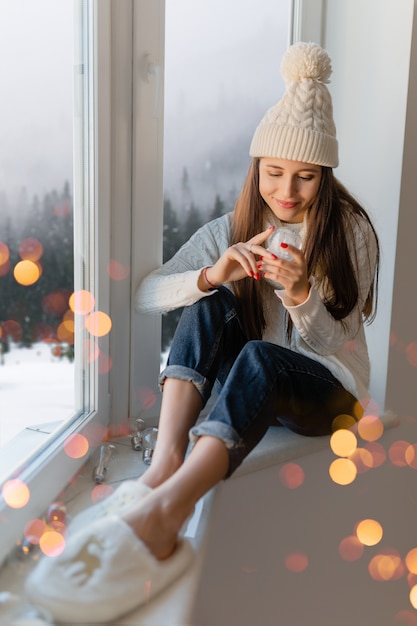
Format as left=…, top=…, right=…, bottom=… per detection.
left=159, top=288, right=360, bottom=477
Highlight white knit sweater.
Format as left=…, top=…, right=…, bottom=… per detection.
left=136, top=210, right=378, bottom=401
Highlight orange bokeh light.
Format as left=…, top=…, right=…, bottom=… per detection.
left=338, top=535, right=364, bottom=562
left=108, top=258, right=130, bottom=280
left=332, top=414, right=357, bottom=432
left=2, top=479, right=30, bottom=509
left=395, top=610, right=417, bottom=625
left=329, top=458, right=357, bottom=485
left=13, top=259, right=41, bottom=286
left=406, top=343, right=417, bottom=367
left=91, top=483, right=115, bottom=504
left=39, top=530, right=66, bottom=557
left=330, top=429, right=357, bottom=457
left=357, top=414, right=384, bottom=442
left=69, top=290, right=95, bottom=315
left=279, top=463, right=305, bottom=489
left=355, top=518, right=383, bottom=546
left=406, top=549, right=417, bottom=575
left=285, top=552, right=309, bottom=573
left=18, top=237, right=44, bottom=261
left=389, top=440, right=411, bottom=467
left=24, top=518, right=47, bottom=544
left=369, top=550, right=405, bottom=582
left=85, top=311, right=112, bottom=337
left=405, top=444, right=417, bottom=469
left=64, top=433, right=89, bottom=459
left=57, top=320, right=74, bottom=343
left=0, top=241, right=10, bottom=264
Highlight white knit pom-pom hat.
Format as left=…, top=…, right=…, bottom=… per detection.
left=249, top=42, right=339, bottom=167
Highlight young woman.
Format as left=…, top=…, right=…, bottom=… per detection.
left=27, top=42, right=379, bottom=622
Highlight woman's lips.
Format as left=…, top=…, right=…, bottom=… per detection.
left=276, top=199, right=298, bottom=209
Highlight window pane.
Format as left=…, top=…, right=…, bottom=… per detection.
left=162, top=0, right=290, bottom=363
left=0, top=1, right=75, bottom=448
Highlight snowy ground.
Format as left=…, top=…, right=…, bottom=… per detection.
left=0, top=343, right=74, bottom=448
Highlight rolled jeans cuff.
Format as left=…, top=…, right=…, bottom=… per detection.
left=189, top=420, right=244, bottom=477
left=158, top=365, right=212, bottom=406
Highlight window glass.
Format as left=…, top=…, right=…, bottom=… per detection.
left=0, top=1, right=75, bottom=449
left=162, top=0, right=290, bottom=362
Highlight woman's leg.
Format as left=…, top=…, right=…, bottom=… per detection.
left=139, top=378, right=203, bottom=489
left=138, top=288, right=247, bottom=488
left=124, top=435, right=229, bottom=560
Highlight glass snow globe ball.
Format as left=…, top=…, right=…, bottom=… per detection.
left=266, top=227, right=302, bottom=261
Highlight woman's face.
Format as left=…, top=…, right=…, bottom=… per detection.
left=258, top=157, right=322, bottom=223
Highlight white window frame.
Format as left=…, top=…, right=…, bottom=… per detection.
left=0, top=0, right=136, bottom=564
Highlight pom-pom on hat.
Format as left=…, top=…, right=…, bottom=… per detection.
left=249, top=42, right=339, bottom=167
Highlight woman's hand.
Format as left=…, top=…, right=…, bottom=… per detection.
left=259, top=243, right=310, bottom=305
left=200, top=226, right=277, bottom=289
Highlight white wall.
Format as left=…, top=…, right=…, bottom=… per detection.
left=297, top=0, right=415, bottom=411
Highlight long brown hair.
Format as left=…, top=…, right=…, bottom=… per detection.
left=231, top=158, right=380, bottom=340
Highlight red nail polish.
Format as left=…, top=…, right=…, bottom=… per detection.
left=256, top=273, right=260, bottom=280
left=249, top=270, right=254, bottom=277
left=259, top=256, right=264, bottom=261
left=271, top=253, right=278, bottom=260
left=257, top=263, right=263, bottom=270
left=280, top=242, right=288, bottom=248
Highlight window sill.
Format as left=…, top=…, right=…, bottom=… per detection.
left=0, top=411, right=397, bottom=624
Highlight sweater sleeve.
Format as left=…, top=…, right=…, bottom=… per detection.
left=275, top=215, right=378, bottom=355
left=135, top=214, right=232, bottom=314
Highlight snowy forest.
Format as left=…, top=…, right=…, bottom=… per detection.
left=0, top=175, right=234, bottom=360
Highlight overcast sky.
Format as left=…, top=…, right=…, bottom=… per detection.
left=0, top=0, right=289, bottom=201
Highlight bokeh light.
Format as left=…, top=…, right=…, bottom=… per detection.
left=332, top=413, right=357, bottom=431
left=395, top=610, right=417, bottom=625
left=136, top=386, right=157, bottom=411
left=405, top=444, right=417, bottom=469
left=338, top=535, right=364, bottom=562
left=2, top=479, right=30, bottom=509
left=39, top=530, right=66, bottom=557
left=411, top=586, right=417, bottom=610
left=389, top=440, right=411, bottom=467
left=24, top=518, right=47, bottom=544
left=279, top=463, right=305, bottom=489
left=0, top=241, right=10, bottom=264
left=85, top=338, right=100, bottom=363
left=64, top=433, right=89, bottom=459
left=46, top=502, right=67, bottom=531
left=108, top=258, right=130, bottom=280
left=357, top=414, right=384, bottom=442
left=349, top=448, right=373, bottom=474
left=69, top=290, right=95, bottom=315
left=0, top=259, right=10, bottom=277
left=405, top=549, right=417, bottom=575
left=91, top=483, right=114, bottom=504
left=98, top=351, right=113, bottom=374
left=57, top=321, right=74, bottom=344
left=13, top=259, right=41, bottom=286
left=285, top=552, right=308, bottom=573
left=363, top=441, right=387, bottom=468
left=18, top=237, right=44, bottom=261
left=330, top=429, right=357, bottom=457
left=1, top=320, right=23, bottom=342
left=329, top=458, right=357, bottom=485
left=85, top=311, right=112, bottom=337
left=42, top=290, right=69, bottom=316
left=355, top=519, right=383, bottom=546
left=369, top=550, right=404, bottom=582
left=406, top=343, right=417, bottom=367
